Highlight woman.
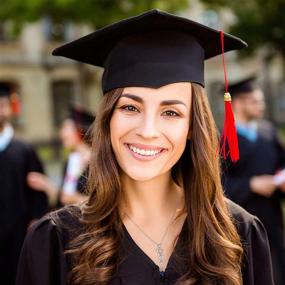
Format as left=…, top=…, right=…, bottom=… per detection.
left=27, top=105, right=94, bottom=206
left=16, top=10, right=274, bottom=285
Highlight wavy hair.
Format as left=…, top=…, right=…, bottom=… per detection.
left=67, top=84, right=243, bottom=285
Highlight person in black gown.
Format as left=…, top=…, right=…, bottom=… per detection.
left=0, top=83, right=48, bottom=285
left=222, top=77, right=285, bottom=285
left=16, top=10, right=274, bottom=285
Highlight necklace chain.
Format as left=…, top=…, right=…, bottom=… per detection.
left=125, top=209, right=177, bottom=271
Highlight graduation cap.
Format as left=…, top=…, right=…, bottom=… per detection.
left=0, top=83, right=11, bottom=98
left=69, top=105, right=95, bottom=138
left=228, top=76, right=257, bottom=97
left=53, top=9, right=247, bottom=161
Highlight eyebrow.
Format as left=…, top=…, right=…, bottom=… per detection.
left=121, top=94, right=187, bottom=107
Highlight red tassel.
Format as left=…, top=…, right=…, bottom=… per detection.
left=221, top=93, right=239, bottom=162
left=220, top=31, right=239, bottom=162
left=10, top=93, right=21, bottom=116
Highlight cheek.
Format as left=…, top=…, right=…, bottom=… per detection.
left=0, top=106, right=11, bottom=116
left=173, top=126, right=189, bottom=153
left=243, top=104, right=251, bottom=114
left=110, top=113, right=130, bottom=151
left=62, top=129, right=79, bottom=145
left=250, top=105, right=258, bottom=114
left=162, top=120, right=189, bottom=159
left=64, top=130, right=74, bottom=141
left=5, top=107, right=11, bottom=116
left=165, top=118, right=189, bottom=140
left=257, top=103, right=265, bottom=112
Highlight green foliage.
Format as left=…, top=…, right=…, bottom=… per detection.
left=201, top=0, right=285, bottom=57
left=0, top=0, right=188, bottom=29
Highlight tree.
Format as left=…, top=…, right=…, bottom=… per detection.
left=0, top=0, right=188, bottom=29
left=200, top=0, right=285, bottom=58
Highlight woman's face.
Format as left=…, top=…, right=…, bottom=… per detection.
left=110, top=82, right=192, bottom=182
left=60, top=119, right=81, bottom=150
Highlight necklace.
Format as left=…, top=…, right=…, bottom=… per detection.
left=125, top=209, right=177, bottom=272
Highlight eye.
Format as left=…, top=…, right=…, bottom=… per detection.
left=120, top=105, right=139, bottom=112
left=162, top=110, right=180, bottom=117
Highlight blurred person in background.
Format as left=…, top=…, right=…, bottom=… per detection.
left=27, top=105, right=94, bottom=208
left=0, top=83, right=48, bottom=285
left=222, top=76, right=285, bottom=285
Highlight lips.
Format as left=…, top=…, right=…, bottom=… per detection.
left=125, top=143, right=166, bottom=157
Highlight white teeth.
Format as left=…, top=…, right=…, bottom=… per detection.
left=129, top=145, right=161, bottom=156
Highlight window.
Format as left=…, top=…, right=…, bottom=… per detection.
left=42, top=17, right=74, bottom=42
left=51, top=81, right=75, bottom=128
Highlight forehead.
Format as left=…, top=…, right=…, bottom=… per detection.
left=235, top=88, right=264, bottom=101
left=62, top=118, right=76, bottom=128
left=122, top=82, right=192, bottom=101
left=246, top=89, right=264, bottom=101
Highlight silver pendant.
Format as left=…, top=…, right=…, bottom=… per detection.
left=156, top=243, right=164, bottom=270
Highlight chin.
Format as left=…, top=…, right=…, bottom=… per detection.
left=63, top=141, right=73, bottom=150
left=122, top=165, right=168, bottom=182
left=125, top=171, right=158, bottom=182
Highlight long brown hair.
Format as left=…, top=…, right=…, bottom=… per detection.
left=67, top=84, right=243, bottom=285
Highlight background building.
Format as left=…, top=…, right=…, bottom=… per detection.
left=0, top=19, right=101, bottom=143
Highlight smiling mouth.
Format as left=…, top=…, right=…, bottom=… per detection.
left=126, top=144, right=166, bottom=157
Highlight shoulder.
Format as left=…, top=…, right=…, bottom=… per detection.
left=17, top=206, right=84, bottom=283
left=26, top=205, right=84, bottom=247
left=11, top=136, right=35, bottom=147
left=226, top=198, right=253, bottom=223
left=258, top=120, right=277, bottom=140
left=225, top=198, right=264, bottom=240
left=8, top=138, right=28, bottom=149
left=258, top=120, right=274, bottom=132
left=8, top=138, right=35, bottom=154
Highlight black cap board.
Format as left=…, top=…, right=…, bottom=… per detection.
left=52, top=9, right=247, bottom=94
left=228, top=76, right=257, bottom=97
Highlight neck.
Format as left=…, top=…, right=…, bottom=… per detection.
left=120, top=172, right=184, bottom=219
left=75, top=141, right=90, bottom=154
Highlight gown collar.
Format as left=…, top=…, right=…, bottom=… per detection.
left=122, top=217, right=188, bottom=282
left=236, top=121, right=258, bottom=142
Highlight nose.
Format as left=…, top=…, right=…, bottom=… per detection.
left=135, top=114, right=160, bottom=139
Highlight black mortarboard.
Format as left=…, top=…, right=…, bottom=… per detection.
left=0, top=83, right=11, bottom=98
left=228, top=76, right=257, bottom=97
left=54, top=9, right=247, bottom=162
left=69, top=105, right=95, bottom=137
left=52, top=9, right=247, bottom=93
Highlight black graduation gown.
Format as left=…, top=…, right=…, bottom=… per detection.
left=222, top=122, right=285, bottom=284
left=16, top=200, right=274, bottom=285
left=0, top=138, right=48, bottom=285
